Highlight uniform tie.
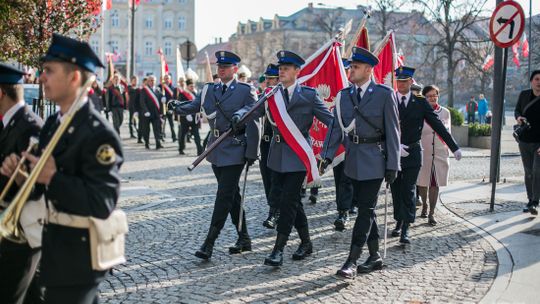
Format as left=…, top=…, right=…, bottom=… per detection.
left=399, top=95, right=407, bottom=111
left=222, top=84, right=227, bottom=95
left=356, top=88, right=362, bottom=103
left=283, top=87, right=290, bottom=104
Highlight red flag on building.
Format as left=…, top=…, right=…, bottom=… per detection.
left=482, top=54, right=494, bottom=71
left=512, top=41, right=520, bottom=68
left=297, top=40, right=349, bottom=165
left=522, top=33, right=529, bottom=58
left=373, top=31, right=397, bottom=88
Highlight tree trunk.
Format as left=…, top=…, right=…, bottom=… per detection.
left=447, top=58, right=454, bottom=108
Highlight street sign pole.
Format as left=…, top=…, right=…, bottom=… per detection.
left=488, top=0, right=525, bottom=212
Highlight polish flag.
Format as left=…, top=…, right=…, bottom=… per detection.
left=373, top=31, right=397, bottom=89
left=512, top=41, right=520, bottom=68
left=482, top=54, right=494, bottom=71
left=522, top=33, right=529, bottom=58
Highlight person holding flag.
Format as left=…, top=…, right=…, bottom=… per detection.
left=243, top=50, right=333, bottom=268
left=320, top=46, right=400, bottom=279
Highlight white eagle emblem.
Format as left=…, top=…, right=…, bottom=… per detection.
left=383, top=72, right=393, bottom=86
left=316, top=84, right=335, bottom=108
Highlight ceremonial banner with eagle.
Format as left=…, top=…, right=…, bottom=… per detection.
left=298, top=40, right=349, bottom=166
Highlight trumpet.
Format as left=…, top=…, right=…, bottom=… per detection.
left=0, top=75, right=96, bottom=243
left=0, top=137, right=39, bottom=204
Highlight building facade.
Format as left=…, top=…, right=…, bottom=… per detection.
left=89, top=0, right=195, bottom=81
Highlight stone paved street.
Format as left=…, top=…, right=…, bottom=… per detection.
left=97, top=127, right=513, bottom=303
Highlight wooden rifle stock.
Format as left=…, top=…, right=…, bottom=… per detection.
left=187, top=84, right=282, bottom=171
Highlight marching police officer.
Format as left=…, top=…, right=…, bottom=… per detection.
left=174, top=51, right=260, bottom=260
left=390, top=66, right=462, bottom=244
left=246, top=50, right=333, bottom=267
left=128, top=76, right=140, bottom=139
left=260, top=63, right=280, bottom=229
left=107, top=73, right=126, bottom=135
left=159, top=74, right=177, bottom=142
left=321, top=47, right=400, bottom=279
left=0, top=63, right=43, bottom=304
left=140, top=75, right=164, bottom=150
left=1, top=33, right=124, bottom=303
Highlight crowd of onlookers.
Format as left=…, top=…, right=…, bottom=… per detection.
left=466, top=94, right=491, bottom=124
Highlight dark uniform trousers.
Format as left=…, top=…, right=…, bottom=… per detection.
left=0, top=242, right=41, bottom=304
left=43, top=284, right=99, bottom=304
left=163, top=112, right=176, bottom=140
left=391, top=164, right=421, bottom=223
left=110, top=107, right=124, bottom=134
left=179, top=116, right=202, bottom=155
left=350, top=178, right=383, bottom=247
left=259, top=138, right=276, bottom=207
left=270, top=171, right=309, bottom=236
left=332, top=162, right=354, bottom=211
left=210, top=164, right=247, bottom=231
left=143, top=117, right=161, bottom=147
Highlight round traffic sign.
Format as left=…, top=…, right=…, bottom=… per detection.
left=180, top=40, right=197, bottom=61
left=489, top=0, right=525, bottom=48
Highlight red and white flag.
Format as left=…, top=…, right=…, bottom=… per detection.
left=522, top=33, right=529, bottom=58
left=396, top=48, right=404, bottom=68
left=157, top=48, right=170, bottom=82
left=298, top=40, right=349, bottom=168
left=512, top=41, right=520, bottom=68
left=373, top=31, right=397, bottom=89
left=482, top=54, right=494, bottom=71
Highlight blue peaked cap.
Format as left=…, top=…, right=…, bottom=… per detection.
left=395, top=66, right=415, bottom=80
left=351, top=47, right=379, bottom=66
left=0, top=63, right=25, bottom=84
left=264, top=63, right=279, bottom=77
left=215, top=50, right=241, bottom=65
left=41, top=33, right=104, bottom=73
left=276, top=50, right=305, bottom=67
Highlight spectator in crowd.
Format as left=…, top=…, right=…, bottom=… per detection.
left=515, top=70, right=540, bottom=215
left=466, top=96, right=477, bottom=124
left=416, top=85, right=453, bottom=225
left=477, top=94, right=489, bottom=124
left=88, top=80, right=105, bottom=113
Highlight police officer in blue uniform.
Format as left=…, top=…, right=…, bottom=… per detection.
left=1, top=33, right=124, bottom=304
left=260, top=63, right=280, bottom=229
left=174, top=51, right=260, bottom=260
left=0, top=63, right=43, bottom=304
left=321, top=47, right=400, bottom=279
left=245, top=50, right=333, bottom=267
left=390, top=66, right=462, bottom=244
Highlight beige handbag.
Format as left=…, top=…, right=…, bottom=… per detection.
left=19, top=197, right=47, bottom=249
left=47, top=207, right=129, bottom=271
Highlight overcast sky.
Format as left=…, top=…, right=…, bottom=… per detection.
left=193, top=0, right=540, bottom=48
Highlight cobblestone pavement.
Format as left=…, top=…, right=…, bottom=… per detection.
left=95, top=132, right=512, bottom=303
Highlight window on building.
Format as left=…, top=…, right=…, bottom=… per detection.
left=164, top=18, right=172, bottom=30
left=111, top=11, right=119, bottom=28
left=110, top=40, right=119, bottom=53
left=164, top=41, right=172, bottom=56
left=145, top=41, right=154, bottom=56
left=145, top=16, right=154, bottom=29
left=178, top=16, right=186, bottom=31
left=90, top=40, right=99, bottom=54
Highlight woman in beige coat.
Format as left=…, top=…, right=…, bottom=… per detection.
left=417, top=85, right=452, bottom=225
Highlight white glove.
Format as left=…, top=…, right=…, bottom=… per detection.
left=400, top=144, right=410, bottom=157
left=134, top=112, right=139, bottom=118
left=161, top=97, right=166, bottom=103
left=453, top=149, right=462, bottom=161
left=144, top=112, right=150, bottom=117
left=186, top=114, right=193, bottom=122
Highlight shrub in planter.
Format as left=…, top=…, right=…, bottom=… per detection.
left=448, top=107, right=464, bottom=126
left=468, top=123, right=491, bottom=137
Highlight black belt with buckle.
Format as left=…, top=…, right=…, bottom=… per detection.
left=212, top=128, right=245, bottom=138
left=348, top=134, right=385, bottom=144
left=405, top=141, right=421, bottom=149
left=262, top=135, right=271, bottom=142
left=274, top=134, right=282, bottom=143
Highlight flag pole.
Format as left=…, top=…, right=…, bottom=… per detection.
left=344, top=7, right=372, bottom=58
left=527, top=0, right=532, bottom=84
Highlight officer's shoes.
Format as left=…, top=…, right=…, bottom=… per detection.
left=399, top=223, right=411, bottom=244
left=264, top=234, right=288, bottom=267
left=292, top=241, right=313, bottom=260
left=263, top=214, right=277, bottom=229
left=420, top=208, right=428, bottom=218
left=349, top=207, right=357, bottom=215
left=428, top=216, right=437, bottom=226
left=357, top=254, right=383, bottom=273
left=336, top=245, right=362, bottom=279
left=229, top=237, right=252, bottom=254
left=137, top=139, right=143, bottom=144
left=195, top=242, right=214, bottom=260
left=145, top=144, right=150, bottom=150
left=529, top=204, right=538, bottom=216
left=156, top=144, right=164, bottom=150
left=179, top=150, right=185, bottom=155
left=334, top=210, right=349, bottom=231
left=391, top=220, right=402, bottom=237
left=308, top=194, right=317, bottom=204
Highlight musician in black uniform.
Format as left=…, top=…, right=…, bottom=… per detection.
left=159, top=74, right=177, bottom=142
left=390, top=66, right=462, bottom=244
left=260, top=63, right=280, bottom=229
left=107, top=73, right=126, bottom=135
left=128, top=76, right=140, bottom=139
left=140, top=75, right=164, bottom=150
left=0, top=34, right=124, bottom=304
left=0, top=63, right=43, bottom=304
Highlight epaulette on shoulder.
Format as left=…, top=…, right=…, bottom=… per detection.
left=376, top=83, right=392, bottom=91
left=236, top=82, right=252, bottom=88
left=301, top=85, right=316, bottom=91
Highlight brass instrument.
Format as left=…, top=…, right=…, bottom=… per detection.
left=0, top=75, right=96, bottom=243
left=0, top=137, right=39, bottom=204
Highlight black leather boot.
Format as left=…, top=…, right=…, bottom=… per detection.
left=309, top=193, right=318, bottom=204
left=334, top=210, right=349, bottom=231
left=229, top=230, right=252, bottom=254
left=195, top=226, right=220, bottom=260
left=400, top=222, right=411, bottom=244
left=357, top=240, right=383, bottom=273
left=391, top=220, right=402, bottom=237
left=336, top=245, right=362, bottom=279
left=264, top=233, right=288, bottom=267
left=263, top=208, right=279, bottom=229
left=529, top=201, right=539, bottom=215
left=292, top=226, right=313, bottom=260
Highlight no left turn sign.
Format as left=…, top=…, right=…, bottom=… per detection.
left=489, top=0, right=525, bottom=48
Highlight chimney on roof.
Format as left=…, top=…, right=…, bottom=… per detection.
left=219, top=37, right=222, bottom=43
left=308, top=2, right=313, bottom=9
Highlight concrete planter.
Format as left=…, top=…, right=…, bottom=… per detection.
left=452, top=125, right=469, bottom=147
left=469, top=136, right=491, bottom=149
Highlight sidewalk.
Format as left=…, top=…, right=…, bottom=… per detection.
left=439, top=181, right=540, bottom=304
